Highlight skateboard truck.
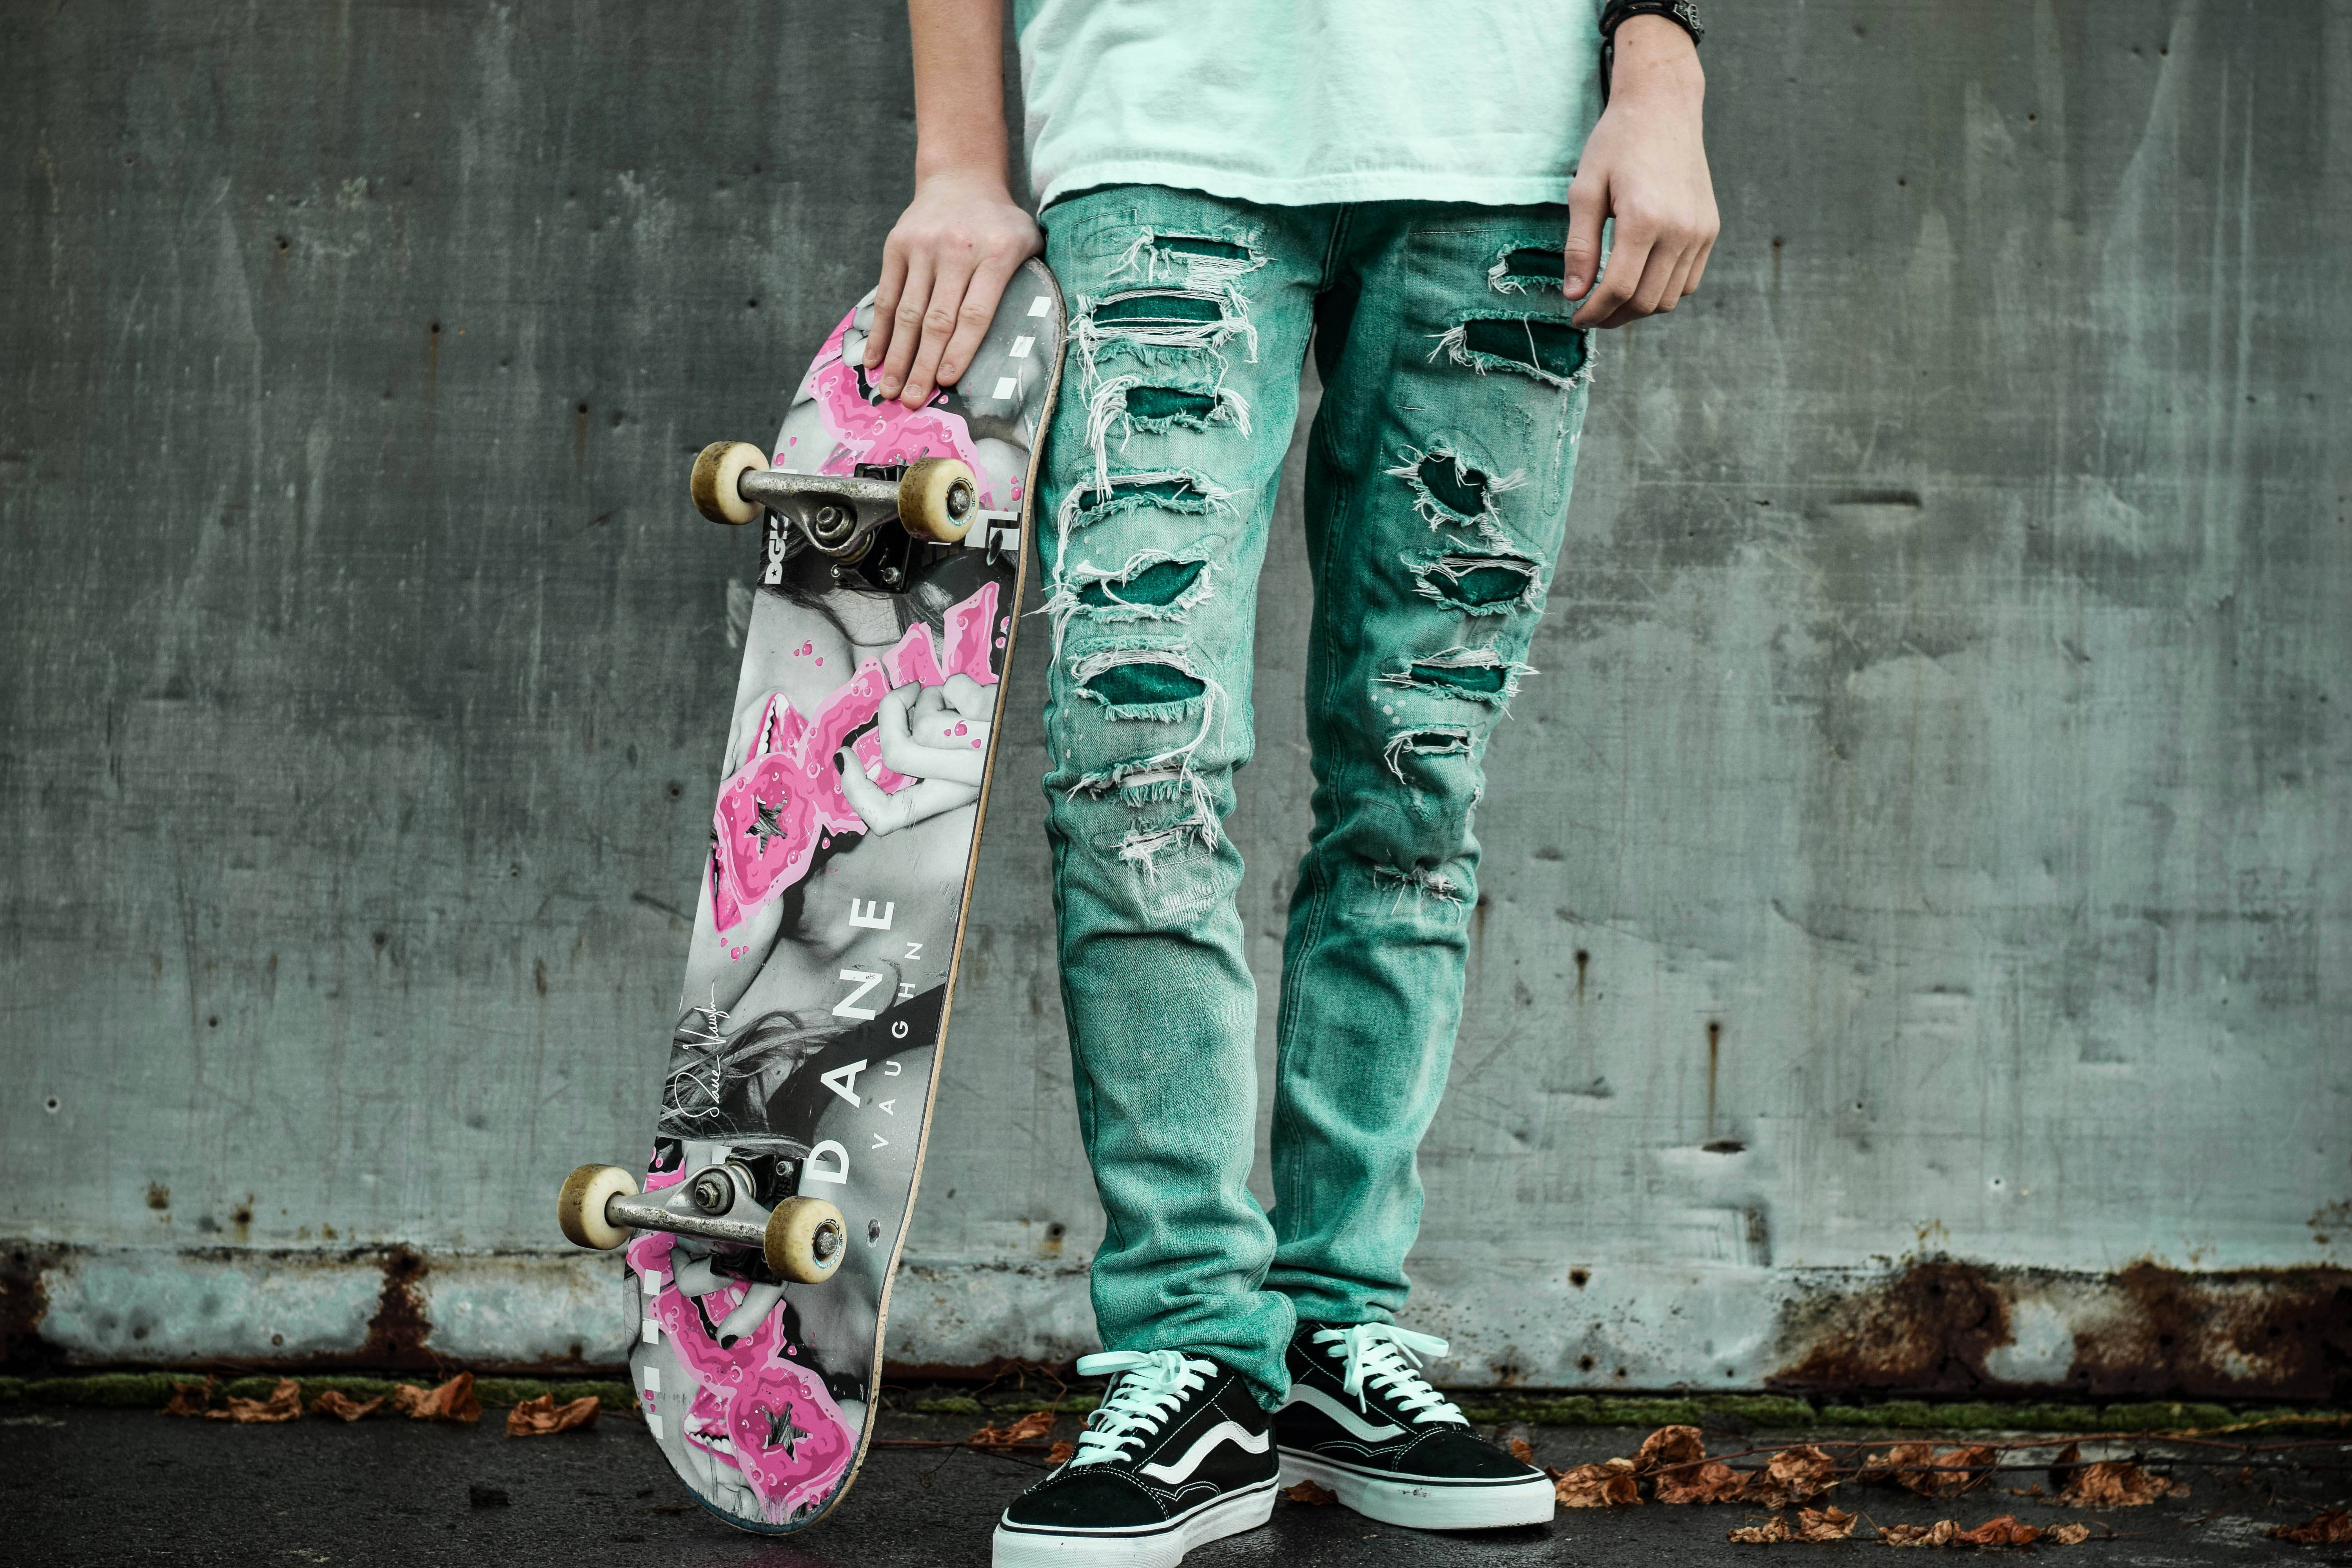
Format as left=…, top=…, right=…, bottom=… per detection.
left=557, top=1162, right=848, bottom=1285
left=691, top=441, right=980, bottom=561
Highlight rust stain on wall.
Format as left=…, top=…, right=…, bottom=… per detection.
left=2069, top=1262, right=2352, bottom=1402
left=1, top=1244, right=58, bottom=1367
left=359, top=1245, right=436, bottom=1368
left=1769, top=1259, right=2014, bottom=1395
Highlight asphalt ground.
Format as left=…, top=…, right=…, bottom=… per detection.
left=3, top=1407, right=2345, bottom=1567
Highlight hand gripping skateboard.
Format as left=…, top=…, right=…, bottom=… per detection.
left=559, top=259, right=1066, bottom=1533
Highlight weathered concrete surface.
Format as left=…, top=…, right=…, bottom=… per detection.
left=2, top=1408, right=2341, bottom=1567
left=2, top=2, right=2347, bottom=1386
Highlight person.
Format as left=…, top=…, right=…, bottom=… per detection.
left=862, top=2, right=1718, bottom=1561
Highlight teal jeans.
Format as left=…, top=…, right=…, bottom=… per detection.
left=1036, top=186, right=1593, bottom=1407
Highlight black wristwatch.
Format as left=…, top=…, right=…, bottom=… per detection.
left=1599, top=0, right=1705, bottom=104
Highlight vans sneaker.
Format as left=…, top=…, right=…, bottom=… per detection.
left=1275, top=1320, right=1554, bottom=1530
left=993, top=1349, right=1279, bottom=1566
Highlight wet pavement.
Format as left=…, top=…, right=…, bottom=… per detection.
left=3, top=1407, right=2344, bottom=1566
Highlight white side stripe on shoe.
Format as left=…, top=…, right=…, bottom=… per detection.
left=1136, top=1421, right=1272, bottom=1485
left=1282, top=1385, right=1406, bottom=1442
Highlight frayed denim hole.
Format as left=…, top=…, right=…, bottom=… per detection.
left=1157, top=236, right=1251, bottom=261
left=1407, top=661, right=1509, bottom=697
left=1084, top=661, right=1207, bottom=708
left=1077, top=558, right=1206, bottom=610
left=1380, top=726, right=1475, bottom=782
left=1073, top=477, right=1219, bottom=521
left=1489, top=247, right=1567, bottom=294
left=1123, top=386, right=1221, bottom=423
left=1449, top=566, right=1536, bottom=606
left=1418, top=455, right=1492, bottom=518
left=1461, top=316, right=1589, bottom=381
left=1092, top=293, right=1226, bottom=326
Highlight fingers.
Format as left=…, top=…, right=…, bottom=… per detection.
left=1573, top=222, right=1651, bottom=328
left=837, top=755, right=979, bottom=837
left=1563, top=171, right=1608, bottom=301
left=933, top=245, right=1025, bottom=393
left=941, top=672, right=996, bottom=719
left=866, top=238, right=909, bottom=372
left=875, top=249, right=935, bottom=401
left=1599, top=238, right=1687, bottom=328
left=895, top=247, right=978, bottom=408
left=877, top=707, right=987, bottom=785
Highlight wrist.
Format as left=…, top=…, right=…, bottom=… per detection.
left=1607, top=16, right=1705, bottom=102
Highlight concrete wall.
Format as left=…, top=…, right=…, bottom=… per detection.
left=4, top=1, right=2346, bottom=1395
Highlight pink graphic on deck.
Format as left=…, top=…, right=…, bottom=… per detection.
left=707, top=584, right=1004, bottom=933
left=628, top=1219, right=855, bottom=1526
left=799, top=311, right=1000, bottom=507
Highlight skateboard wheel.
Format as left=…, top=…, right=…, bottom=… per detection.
left=691, top=441, right=769, bottom=526
left=764, top=1196, right=848, bottom=1284
left=557, top=1163, right=639, bottom=1250
left=897, top=457, right=977, bottom=543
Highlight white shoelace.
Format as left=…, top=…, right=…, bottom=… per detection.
left=1317, top=1324, right=1466, bottom=1426
left=1066, top=1349, right=1218, bottom=1467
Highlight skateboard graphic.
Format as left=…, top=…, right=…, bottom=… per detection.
left=560, top=259, right=1066, bottom=1532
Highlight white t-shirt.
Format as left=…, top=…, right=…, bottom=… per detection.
left=1015, top=0, right=1606, bottom=211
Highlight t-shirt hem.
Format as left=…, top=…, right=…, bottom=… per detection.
left=1034, top=160, right=1572, bottom=214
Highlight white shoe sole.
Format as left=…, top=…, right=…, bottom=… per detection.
left=992, top=1477, right=1279, bottom=1567
left=1278, top=1449, right=1555, bottom=1530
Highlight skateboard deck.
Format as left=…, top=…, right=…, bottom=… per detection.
left=566, top=259, right=1064, bottom=1533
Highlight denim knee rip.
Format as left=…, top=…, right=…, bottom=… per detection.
left=1064, top=642, right=1229, bottom=875
left=1372, top=859, right=1467, bottom=906
left=1051, top=468, right=1230, bottom=592
left=1073, top=287, right=1259, bottom=382
left=1486, top=243, right=1569, bottom=296
left=1083, top=370, right=1252, bottom=496
left=1428, top=311, right=1593, bottom=390
left=1385, top=444, right=1526, bottom=538
left=1106, top=229, right=1268, bottom=293
left=1044, top=550, right=1217, bottom=653
left=1406, top=549, right=1543, bottom=615
left=1378, top=645, right=1535, bottom=709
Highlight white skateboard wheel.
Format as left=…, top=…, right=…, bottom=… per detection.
left=897, top=457, right=976, bottom=543
left=690, top=441, right=769, bottom=526
left=558, top=1163, right=639, bottom=1250
left=764, top=1196, right=848, bottom=1284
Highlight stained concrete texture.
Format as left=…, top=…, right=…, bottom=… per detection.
left=2, top=0, right=2348, bottom=1383
left=3, top=1409, right=2345, bottom=1568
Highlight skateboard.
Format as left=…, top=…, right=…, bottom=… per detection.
left=559, top=258, right=1066, bottom=1533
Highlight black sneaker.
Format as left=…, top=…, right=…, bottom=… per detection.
left=993, top=1349, right=1279, bottom=1567
left=1276, top=1320, right=1553, bottom=1529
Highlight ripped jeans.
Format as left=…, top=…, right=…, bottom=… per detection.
left=1037, top=186, right=1592, bottom=1406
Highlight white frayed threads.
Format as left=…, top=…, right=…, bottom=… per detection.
left=1384, top=445, right=1526, bottom=533
left=1051, top=470, right=1231, bottom=608
left=1065, top=648, right=1229, bottom=876
left=1407, top=551, right=1543, bottom=615
left=1377, top=644, right=1536, bottom=708
left=1373, top=862, right=1465, bottom=907
left=1081, top=377, right=1253, bottom=500
left=1107, top=230, right=1268, bottom=294
left=1426, top=320, right=1594, bottom=392
left=1380, top=726, right=1474, bottom=782
left=1072, top=289, right=1259, bottom=385
left=1042, top=552, right=1218, bottom=655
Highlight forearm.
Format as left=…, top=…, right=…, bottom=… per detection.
left=909, top=0, right=1011, bottom=189
left=1606, top=14, right=1704, bottom=113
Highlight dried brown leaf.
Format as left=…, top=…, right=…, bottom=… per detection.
left=966, top=1408, right=1056, bottom=1451
left=505, top=1394, right=599, bottom=1436
left=390, top=1372, right=481, bottom=1423
left=310, top=1390, right=384, bottom=1422
left=1634, top=1425, right=1708, bottom=1473
left=1657, top=1460, right=1751, bottom=1505
left=2046, top=1441, right=2083, bottom=1494
left=1280, top=1480, right=1338, bottom=1505
left=2269, top=1509, right=2352, bottom=1544
left=2047, top=1523, right=2092, bottom=1545
left=1045, top=1440, right=1075, bottom=1466
left=1508, top=1437, right=1535, bottom=1465
left=207, top=1379, right=302, bottom=1423
left=1745, top=1445, right=1839, bottom=1507
left=1951, top=1514, right=2040, bottom=1547
left=1555, top=1457, right=1642, bottom=1508
left=1864, top=1442, right=1994, bottom=1498
left=2056, top=1460, right=2186, bottom=1508
left=1797, top=1506, right=1858, bottom=1542
left=1878, top=1519, right=1958, bottom=1547
left=160, top=1379, right=214, bottom=1418
left=1728, top=1514, right=1793, bottom=1543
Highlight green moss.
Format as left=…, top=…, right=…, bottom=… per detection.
left=1708, top=1396, right=1817, bottom=1426
left=0, top=1377, right=25, bottom=1403
left=27, top=1373, right=188, bottom=1408
left=2102, top=1401, right=2234, bottom=1432
left=914, top=1396, right=984, bottom=1416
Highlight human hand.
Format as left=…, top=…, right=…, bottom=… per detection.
left=835, top=676, right=998, bottom=835
left=1565, top=15, right=1719, bottom=328
left=864, top=171, right=1041, bottom=409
